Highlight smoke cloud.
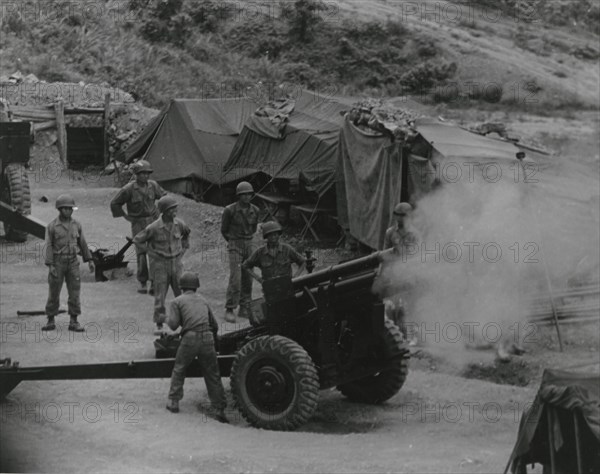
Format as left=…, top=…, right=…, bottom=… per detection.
left=378, top=155, right=599, bottom=364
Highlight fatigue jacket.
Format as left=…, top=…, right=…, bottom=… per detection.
left=45, top=217, right=93, bottom=265
left=110, top=180, right=166, bottom=218
left=167, top=291, right=218, bottom=335
left=383, top=225, right=419, bottom=255
left=221, top=202, right=259, bottom=241
left=243, top=242, right=305, bottom=280
left=133, top=217, right=190, bottom=259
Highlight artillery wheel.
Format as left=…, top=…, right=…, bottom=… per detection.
left=230, top=335, right=319, bottom=431
left=337, top=319, right=409, bottom=404
left=1, top=163, right=31, bottom=242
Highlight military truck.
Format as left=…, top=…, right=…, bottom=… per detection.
left=0, top=118, right=45, bottom=241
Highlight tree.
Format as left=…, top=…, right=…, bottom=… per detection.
left=286, top=0, right=325, bottom=43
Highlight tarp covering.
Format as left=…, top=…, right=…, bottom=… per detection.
left=336, top=119, right=521, bottom=249
left=507, top=369, right=600, bottom=473
left=123, top=91, right=356, bottom=196
left=416, top=121, right=520, bottom=161
left=222, top=90, right=353, bottom=194
left=121, top=98, right=257, bottom=184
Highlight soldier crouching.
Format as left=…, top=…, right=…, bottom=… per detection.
left=165, top=272, right=228, bottom=423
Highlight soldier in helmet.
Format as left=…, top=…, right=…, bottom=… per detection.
left=384, top=202, right=419, bottom=255
left=110, top=160, right=166, bottom=294
left=165, top=272, right=228, bottom=423
left=221, top=181, right=260, bottom=323
left=133, top=196, right=190, bottom=335
left=242, top=221, right=305, bottom=298
left=43, top=194, right=95, bottom=332
left=381, top=202, right=420, bottom=343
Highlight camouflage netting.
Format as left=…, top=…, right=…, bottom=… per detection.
left=0, top=72, right=135, bottom=107
left=346, top=98, right=422, bottom=144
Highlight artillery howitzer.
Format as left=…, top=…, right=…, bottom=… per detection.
left=1, top=249, right=410, bottom=431
left=90, top=236, right=135, bottom=282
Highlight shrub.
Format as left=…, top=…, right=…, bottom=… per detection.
left=400, top=61, right=457, bottom=93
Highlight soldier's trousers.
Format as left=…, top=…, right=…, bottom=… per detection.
left=168, top=331, right=226, bottom=410
left=45, top=256, right=81, bottom=316
left=150, top=255, right=182, bottom=323
left=131, top=216, right=155, bottom=285
left=225, top=239, right=254, bottom=311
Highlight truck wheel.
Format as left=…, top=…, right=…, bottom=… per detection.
left=1, top=163, right=31, bottom=242
left=337, top=319, right=409, bottom=404
left=230, top=335, right=319, bottom=431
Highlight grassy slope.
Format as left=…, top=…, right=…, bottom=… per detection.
left=0, top=0, right=597, bottom=111
left=338, top=0, right=599, bottom=108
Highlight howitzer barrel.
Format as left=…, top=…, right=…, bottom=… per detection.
left=292, top=249, right=392, bottom=290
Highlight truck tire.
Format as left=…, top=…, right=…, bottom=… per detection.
left=1, top=163, right=31, bottom=242
left=337, top=319, right=409, bottom=404
left=230, top=335, right=319, bottom=431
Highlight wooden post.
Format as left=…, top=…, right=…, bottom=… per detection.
left=103, top=93, right=111, bottom=167
left=54, top=100, right=67, bottom=165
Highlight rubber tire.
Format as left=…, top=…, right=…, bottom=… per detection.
left=230, top=335, right=319, bottom=431
left=337, top=319, right=409, bottom=404
left=2, top=163, right=31, bottom=242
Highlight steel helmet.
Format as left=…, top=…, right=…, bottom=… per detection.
left=55, top=194, right=77, bottom=210
left=134, top=160, right=153, bottom=174
left=157, top=196, right=178, bottom=214
left=236, top=181, right=254, bottom=195
left=262, top=221, right=282, bottom=238
left=179, top=272, right=200, bottom=290
left=393, top=202, right=413, bottom=216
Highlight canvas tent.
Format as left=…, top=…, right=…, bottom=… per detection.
left=336, top=119, right=522, bottom=249
left=121, top=97, right=258, bottom=201
left=221, top=91, right=354, bottom=200
left=506, top=369, right=600, bottom=474
left=122, top=91, right=357, bottom=204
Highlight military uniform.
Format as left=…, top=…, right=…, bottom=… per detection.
left=243, top=242, right=305, bottom=281
left=110, top=180, right=166, bottom=287
left=166, top=292, right=227, bottom=410
left=383, top=226, right=419, bottom=256
left=221, top=201, right=259, bottom=314
left=382, top=225, right=419, bottom=339
left=44, top=217, right=93, bottom=318
left=133, top=217, right=190, bottom=323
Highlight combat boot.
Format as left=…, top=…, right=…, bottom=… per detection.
left=68, top=316, right=85, bottom=332
left=224, top=309, right=236, bottom=323
left=42, top=317, right=56, bottom=331
left=207, top=406, right=229, bottom=423
left=166, top=399, right=179, bottom=413
left=215, top=410, right=229, bottom=424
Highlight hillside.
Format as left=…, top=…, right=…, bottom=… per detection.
left=1, top=0, right=598, bottom=111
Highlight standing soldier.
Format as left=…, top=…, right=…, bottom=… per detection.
left=381, top=202, right=419, bottom=343
left=110, top=160, right=166, bottom=294
left=221, top=181, right=259, bottom=323
left=242, top=221, right=305, bottom=298
left=383, top=202, right=419, bottom=256
left=242, top=222, right=306, bottom=325
left=43, top=194, right=95, bottom=332
left=165, top=272, right=228, bottom=423
left=133, top=196, right=190, bottom=335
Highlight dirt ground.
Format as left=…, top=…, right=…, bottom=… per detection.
left=1, top=114, right=599, bottom=473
